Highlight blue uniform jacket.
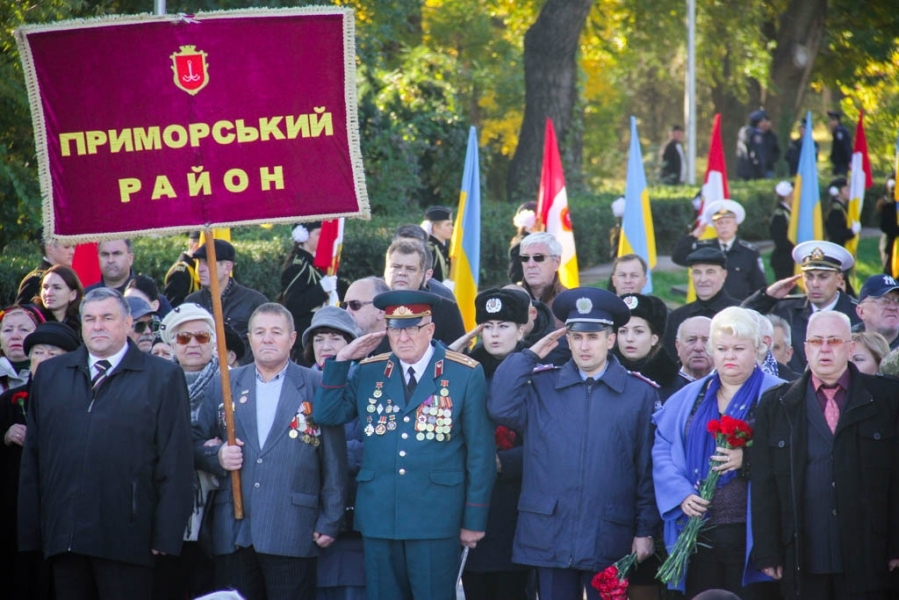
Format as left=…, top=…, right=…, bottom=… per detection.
left=313, top=342, right=496, bottom=539
left=488, top=350, right=660, bottom=571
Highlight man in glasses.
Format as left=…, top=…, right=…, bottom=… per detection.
left=125, top=296, right=160, bottom=353
left=743, top=240, right=860, bottom=370
left=518, top=233, right=566, bottom=315
left=314, top=290, right=495, bottom=600
left=853, top=274, right=899, bottom=351
left=752, top=310, right=899, bottom=599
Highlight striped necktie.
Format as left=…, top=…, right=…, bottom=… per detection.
left=92, top=360, right=112, bottom=394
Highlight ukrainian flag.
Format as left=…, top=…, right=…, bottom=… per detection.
left=788, top=110, right=823, bottom=249
left=618, top=116, right=657, bottom=293
left=449, top=126, right=481, bottom=331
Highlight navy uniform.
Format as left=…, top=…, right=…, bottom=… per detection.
left=672, top=199, right=767, bottom=300
left=742, top=241, right=860, bottom=371
left=313, top=291, right=495, bottom=600
left=828, top=110, right=852, bottom=176
left=769, top=181, right=795, bottom=281
left=489, top=289, right=660, bottom=600
left=825, top=177, right=858, bottom=248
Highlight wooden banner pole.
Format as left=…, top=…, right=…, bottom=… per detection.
left=204, top=230, right=244, bottom=520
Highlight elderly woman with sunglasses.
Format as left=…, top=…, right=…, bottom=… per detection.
left=156, top=303, right=221, bottom=599
left=652, top=306, right=783, bottom=598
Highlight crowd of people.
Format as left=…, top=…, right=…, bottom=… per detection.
left=2, top=186, right=899, bottom=600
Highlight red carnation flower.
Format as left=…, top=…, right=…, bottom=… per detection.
left=494, top=425, right=517, bottom=451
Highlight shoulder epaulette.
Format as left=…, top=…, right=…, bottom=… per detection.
left=445, top=350, right=479, bottom=368
left=532, top=363, right=557, bottom=373
left=737, top=239, right=758, bottom=251
left=628, top=370, right=660, bottom=389
left=360, top=352, right=391, bottom=364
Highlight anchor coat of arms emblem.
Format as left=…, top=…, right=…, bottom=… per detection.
left=171, top=45, right=209, bottom=95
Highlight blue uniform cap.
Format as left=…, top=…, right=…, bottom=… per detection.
left=552, top=288, right=631, bottom=331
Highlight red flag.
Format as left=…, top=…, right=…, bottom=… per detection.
left=536, top=119, right=579, bottom=288
left=847, top=109, right=872, bottom=258
left=313, top=218, right=344, bottom=274
left=71, top=243, right=100, bottom=285
left=697, top=113, right=729, bottom=229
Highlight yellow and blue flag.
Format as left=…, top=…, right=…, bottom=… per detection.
left=619, top=116, right=657, bottom=293
left=449, top=126, right=481, bottom=331
left=788, top=110, right=823, bottom=248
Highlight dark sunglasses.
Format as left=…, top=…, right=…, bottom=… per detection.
left=339, top=300, right=373, bottom=311
left=519, top=254, right=552, bottom=263
left=175, top=331, right=212, bottom=345
left=133, top=320, right=160, bottom=334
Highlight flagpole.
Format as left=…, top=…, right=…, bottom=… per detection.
left=154, top=0, right=165, bottom=15
left=685, top=0, right=697, bottom=185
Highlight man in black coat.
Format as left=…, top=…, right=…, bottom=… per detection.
left=751, top=310, right=899, bottom=599
left=828, top=110, right=853, bottom=176
left=664, top=247, right=740, bottom=357
left=743, top=241, right=860, bottom=371
left=659, top=125, right=685, bottom=185
left=672, top=199, right=767, bottom=301
left=18, top=287, right=194, bottom=600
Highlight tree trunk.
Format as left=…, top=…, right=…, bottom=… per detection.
left=506, top=0, right=594, bottom=203
left=766, top=0, right=828, bottom=169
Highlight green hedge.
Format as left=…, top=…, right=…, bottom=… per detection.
left=1, top=180, right=886, bottom=305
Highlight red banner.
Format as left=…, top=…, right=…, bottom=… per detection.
left=15, top=8, right=369, bottom=243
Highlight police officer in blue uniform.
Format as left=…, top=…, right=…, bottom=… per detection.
left=313, top=290, right=495, bottom=600
left=489, top=288, right=660, bottom=600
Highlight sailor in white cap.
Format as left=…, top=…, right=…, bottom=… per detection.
left=742, top=240, right=860, bottom=370
left=672, top=198, right=767, bottom=300
left=769, top=181, right=795, bottom=281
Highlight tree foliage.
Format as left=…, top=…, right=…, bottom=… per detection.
left=1, top=0, right=899, bottom=253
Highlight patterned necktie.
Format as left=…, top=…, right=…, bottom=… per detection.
left=822, top=386, right=840, bottom=434
left=405, top=366, right=418, bottom=401
left=92, top=359, right=112, bottom=394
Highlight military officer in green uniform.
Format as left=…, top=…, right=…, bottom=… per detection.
left=313, top=290, right=496, bottom=600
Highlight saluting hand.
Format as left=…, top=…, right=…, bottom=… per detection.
left=765, top=274, right=802, bottom=299
left=449, top=324, right=484, bottom=353
left=529, top=327, right=567, bottom=360
left=218, top=438, right=244, bottom=471
left=336, top=331, right=387, bottom=362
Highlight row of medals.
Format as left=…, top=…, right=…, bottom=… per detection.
left=365, top=394, right=399, bottom=436
left=415, top=401, right=453, bottom=442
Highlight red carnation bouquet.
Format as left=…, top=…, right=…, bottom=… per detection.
left=657, top=415, right=753, bottom=585
left=592, top=552, right=638, bottom=600
left=494, top=425, right=517, bottom=451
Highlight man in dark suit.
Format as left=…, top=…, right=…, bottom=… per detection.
left=18, top=287, right=194, bottom=600
left=314, top=290, right=496, bottom=600
left=743, top=241, right=860, bottom=371
left=752, top=310, right=899, bottom=599
left=194, top=303, right=347, bottom=600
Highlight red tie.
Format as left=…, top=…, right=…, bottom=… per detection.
left=822, top=386, right=840, bottom=434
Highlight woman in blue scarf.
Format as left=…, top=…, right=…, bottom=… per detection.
left=653, top=307, right=782, bottom=598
